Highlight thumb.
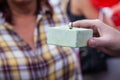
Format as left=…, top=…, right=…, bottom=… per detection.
left=88, top=37, right=108, bottom=48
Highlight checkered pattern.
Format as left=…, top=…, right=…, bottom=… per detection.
left=0, top=5, right=82, bottom=80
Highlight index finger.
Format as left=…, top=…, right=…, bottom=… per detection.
left=73, top=19, right=100, bottom=28
left=73, top=19, right=103, bottom=35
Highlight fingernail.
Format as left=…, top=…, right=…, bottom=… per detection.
left=88, top=38, right=96, bottom=47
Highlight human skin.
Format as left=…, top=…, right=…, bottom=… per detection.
left=70, top=0, right=119, bottom=28
left=70, top=0, right=99, bottom=19
left=73, top=19, right=120, bottom=56
left=7, top=0, right=37, bottom=50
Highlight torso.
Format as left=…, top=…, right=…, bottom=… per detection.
left=13, top=16, right=36, bottom=50
left=0, top=6, right=82, bottom=80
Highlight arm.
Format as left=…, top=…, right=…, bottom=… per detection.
left=70, top=0, right=99, bottom=19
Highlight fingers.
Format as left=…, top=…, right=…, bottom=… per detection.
left=73, top=19, right=102, bottom=36
left=88, top=37, right=109, bottom=48
left=73, top=19, right=100, bottom=28
left=72, top=19, right=120, bottom=55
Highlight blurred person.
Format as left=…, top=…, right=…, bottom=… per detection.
left=65, top=0, right=120, bottom=28
left=66, top=0, right=99, bottom=21
left=0, top=0, right=82, bottom=80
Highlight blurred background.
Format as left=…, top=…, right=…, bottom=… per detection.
left=50, top=0, right=120, bottom=80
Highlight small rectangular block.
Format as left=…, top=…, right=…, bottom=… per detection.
left=47, top=26, right=93, bottom=47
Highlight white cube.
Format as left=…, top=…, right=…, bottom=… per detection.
left=47, top=26, right=93, bottom=47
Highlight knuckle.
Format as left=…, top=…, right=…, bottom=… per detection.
left=94, top=19, right=101, bottom=23
left=93, top=19, right=103, bottom=25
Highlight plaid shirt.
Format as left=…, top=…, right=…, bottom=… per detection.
left=0, top=5, right=82, bottom=80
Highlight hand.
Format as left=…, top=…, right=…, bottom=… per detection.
left=73, top=19, right=120, bottom=56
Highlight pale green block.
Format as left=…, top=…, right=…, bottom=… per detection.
left=47, top=26, right=93, bottom=47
